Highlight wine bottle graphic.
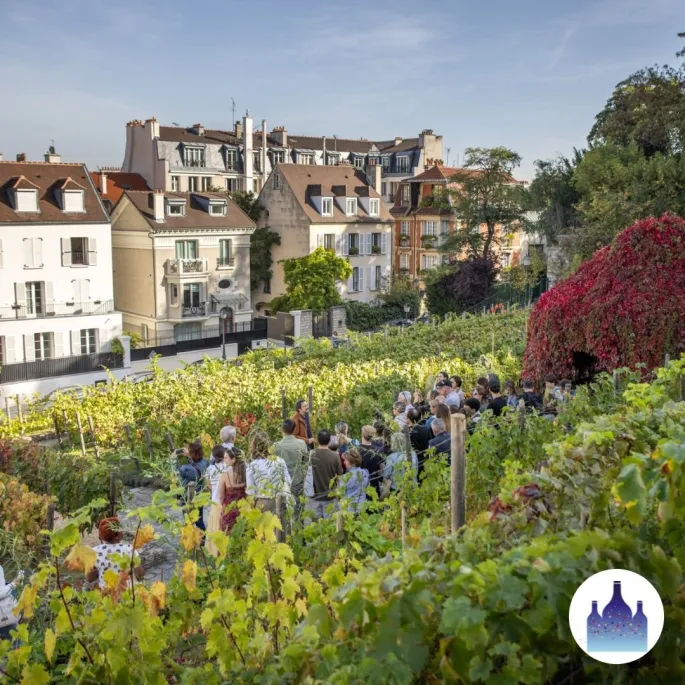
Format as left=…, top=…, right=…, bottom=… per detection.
left=586, top=601, right=603, bottom=651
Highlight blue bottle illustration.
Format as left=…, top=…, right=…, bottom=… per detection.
left=587, top=580, right=648, bottom=653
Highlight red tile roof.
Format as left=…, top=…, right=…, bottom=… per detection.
left=90, top=171, right=151, bottom=205
left=407, top=166, right=460, bottom=182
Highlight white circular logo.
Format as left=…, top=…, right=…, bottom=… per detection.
left=569, top=569, right=664, bottom=664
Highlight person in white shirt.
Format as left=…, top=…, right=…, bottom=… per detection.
left=245, top=429, right=291, bottom=514
left=220, top=425, right=237, bottom=452
left=393, top=401, right=408, bottom=430
left=0, top=565, right=23, bottom=640
left=449, top=376, right=465, bottom=408
left=437, top=380, right=461, bottom=409
left=205, top=445, right=232, bottom=555
left=397, top=390, right=414, bottom=415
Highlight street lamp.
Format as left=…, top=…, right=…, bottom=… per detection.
left=219, top=307, right=229, bottom=360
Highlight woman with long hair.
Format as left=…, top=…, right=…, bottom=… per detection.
left=245, top=428, right=291, bottom=513
left=206, top=445, right=231, bottom=555
left=412, top=389, right=430, bottom=421
left=216, top=448, right=248, bottom=537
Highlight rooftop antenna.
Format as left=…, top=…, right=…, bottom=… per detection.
left=333, top=134, right=337, bottom=152
left=172, top=121, right=180, bottom=127
left=231, top=98, right=236, bottom=127
left=49, top=139, right=56, bottom=154
left=446, top=147, right=451, bottom=166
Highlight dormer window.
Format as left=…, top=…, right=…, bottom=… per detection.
left=321, top=198, right=334, bottom=216
left=15, top=189, right=39, bottom=212
left=353, top=155, right=365, bottom=169
left=167, top=200, right=186, bottom=216
left=396, top=156, right=410, bottom=174
left=345, top=198, right=357, bottom=216
left=63, top=190, right=85, bottom=212
left=184, top=146, right=206, bottom=168
left=209, top=201, right=227, bottom=216
left=369, top=199, right=380, bottom=217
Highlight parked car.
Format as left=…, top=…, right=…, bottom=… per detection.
left=35, top=385, right=86, bottom=410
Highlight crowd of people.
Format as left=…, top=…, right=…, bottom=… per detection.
left=170, top=371, right=575, bottom=553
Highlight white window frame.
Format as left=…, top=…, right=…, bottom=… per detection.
left=299, top=153, right=314, bottom=165
left=348, top=233, right=360, bottom=255
left=321, top=197, right=334, bottom=216
left=25, top=281, right=44, bottom=315
left=218, top=239, right=232, bottom=266
left=225, top=149, right=238, bottom=170
left=352, top=266, right=361, bottom=292
left=400, top=253, right=410, bottom=270
left=201, top=177, right=212, bottom=191
left=170, top=176, right=180, bottom=192
left=422, top=220, right=438, bottom=237
left=209, top=202, right=226, bottom=216
left=15, top=189, right=39, bottom=212
left=34, top=332, right=52, bottom=360
left=369, top=198, right=380, bottom=216
left=271, top=150, right=285, bottom=165
left=381, top=156, right=391, bottom=172
left=167, top=201, right=186, bottom=216
left=345, top=198, right=357, bottom=216
left=225, top=177, right=240, bottom=192
left=323, top=233, right=335, bottom=251
left=401, top=184, right=410, bottom=205
left=400, top=221, right=410, bottom=236
left=396, top=156, right=410, bottom=174
left=253, top=150, right=262, bottom=173
left=188, top=177, right=198, bottom=192
left=184, top=146, right=206, bottom=167
left=80, top=328, right=97, bottom=354
left=353, top=156, right=364, bottom=169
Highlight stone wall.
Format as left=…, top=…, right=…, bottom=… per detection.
left=329, top=306, right=347, bottom=336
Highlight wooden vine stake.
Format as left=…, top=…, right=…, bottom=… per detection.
left=401, top=506, right=406, bottom=551
left=44, top=503, right=56, bottom=558
left=109, top=471, right=118, bottom=517
left=87, top=415, right=99, bottom=457
left=280, top=386, right=287, bottom=420
left=61, top=410, right=72, bottom=448
left=4, top=397, right=10, bottom=425
left=143, top=426, right=154, bottom=460
left=613, top=370, right=620, bottom=396
left=335, top=510, right=344, bottom=534
left=16, top=395, right=24, bottom=425
left=165, top=431, right=176, bottom=453
left=75, top=412, right=87, bottom=456
left=450, top=413, right=466, bottom=534
left=275, top=495, right=285, bottom=542
left=53, top=414, right=62, bottom=448
left=518, top=398, right=526, bottom=430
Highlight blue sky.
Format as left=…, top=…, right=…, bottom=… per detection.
left=1, top=0, right=683, bottom=179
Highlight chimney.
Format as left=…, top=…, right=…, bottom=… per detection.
left=262, top=119, right=267, bottom=180
left=16, top=153, right=26, bottom=162
left=192, top=123, right=205, bottom=136
left=44, top=144, right=61, bottom=163
left=146, top=117, right=160, bottom=139
left=152, top=190, right=165, bottom=222
left=272, top=126, right=287, bottom=147
left=394, top=137, right=402, bottom=146
left=100, top=173, right=108, bottom=196
left=235, top=120, right=243, bottom=138
left=366, top=164, right=382, bottom=195
left=243, top=111, right=254, bottom=193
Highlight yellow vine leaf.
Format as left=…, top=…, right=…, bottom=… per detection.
left=181, top=560, right=197, bottom=592
left=150, top=581, right=167, bottom=611
left=103, top=569, right=120, bottom=591
left=295, top=597, right=308, bottom=617
left=14, top=584, right=39, bottom=619
left=134, top=524, right=155, bottom=550
left=180, top=523, right=204, bottom=551
left=207, top=531, right=229, bottom=560
left=64, top=544, right=97, bottom=574
left=44, top=628, right=56, bottom=663
left=21, top=664, right=50, bottom=685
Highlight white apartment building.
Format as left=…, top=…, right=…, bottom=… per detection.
left=255, top=164, right=392, bottom=308
left=121, top=115, right=443, bottom=206
left=110, top=190, right=255, bottom=344
left=0, top=156, right=122, bottom=370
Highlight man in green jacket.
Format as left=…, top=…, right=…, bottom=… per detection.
left=274, top=418, right=309, bottom=519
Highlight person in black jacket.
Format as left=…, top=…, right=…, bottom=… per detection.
left=521, top=379, right=543, bottom=411
left=359, top=425, right=383, bottom=496
left=428, top=418, right=451, bottom=461
left=406, top=407, right=431, bottom=479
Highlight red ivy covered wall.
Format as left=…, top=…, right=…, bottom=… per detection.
left=523, top=214, right=685, bottom=380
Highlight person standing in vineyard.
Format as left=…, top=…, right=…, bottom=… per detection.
left=428, top=419, right=451, bottom=460
left=393, top=401, right=408, bottom=430
left=178, top=442, right=209, bottom=532
left=406, top=408, right=431, bottom=478
left=521, top=379, right=543, bottom=410
left=87, top=518, right=144, bottom=590
left=449, top=376, right=465, bottom=408
left=487, top=381, right=508, bottom=417
left=274, top=419, right=309, bottom=511
left=0, top=566, right=23, bottom=640
left=220, top=425, right=237, bottom=452
left=292, top=399, right=313, bottom=447
left=304, top=429, right=343, bottom=520
left=463, top=398, right=482, bottom=433
left=216, top=448, right=247, bottom=536
left=340, top=449, right=369, bottom=513
left=412, top=389, right=430, bottom=421
left=245, top=429, right=291, bottom=513
left=206, top=445, right=231, bottom=555
left=359, top=425, right=384, bottom=496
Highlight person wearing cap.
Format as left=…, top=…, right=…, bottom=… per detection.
left=437, top=380, right=461, bottom=408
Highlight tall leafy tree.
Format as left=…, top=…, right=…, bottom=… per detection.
left=526, top=152, right=583, bottom=244
left=268, top=247, right=352, bottom=313
left=424, top=259, right=497, bottom=317
left=440, top=147, right=529, bottom=260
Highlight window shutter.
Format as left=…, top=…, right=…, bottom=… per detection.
left=317, top=234, right=323, bottom=249
left=71, top=330, right=81, bottom=355
left=366, top=233, right=373, bottom=256
left=61, top=238, right=72, bottom=266
left=34, top=238, right=43, bottom=267
left=53, top=332, right=64, bottom=358
left=94, top=328, right=100, bottom=353
left=4, top=336, right=16, bottom=364
left=369, top=266, right=375, bottom=291
left=343, top=234, right=349, bottom=256
left=15, top=282, right=26, bottom=309
left=227, top=239, right=232, bottom=260
left=24, top=334, right=35, bottom=362
left=23, top=238, right=34, bottom=268
left=44, top=281, right=54, bottom=315
left=359, top=267, right=364, bottom=291
left=335, top=235, right=342, bottom=255
left=347, top=274, right=353, bottom=293
left=381, top=233, right=387, bottom=255
left=87, top=237, right=97, bottom=266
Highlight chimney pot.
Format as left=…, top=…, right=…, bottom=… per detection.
left=152, top=191, right=165, bottom=222
left=44, top=149, right=61, bottom=163
left=0, top=152, right=3, bottom=162
left=17, top=153, right=26, bottom=162
left=100, top=173, right=108, bottom=196
left=394, top=137, right=402, bottom=146
left=235, top=120, right=243, bottom=137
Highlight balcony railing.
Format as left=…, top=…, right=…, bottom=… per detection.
left=183, top=159, right=206, bottom=168
left=71, top=250, right=87, bottom=265
left=399, top=235, right=411, bottom=247
left=182, top=303, right=208, bottom=318
left=165, top=258, right=209, bottom=275
left=217, top=257, right=235, bottom=268
left=0, top=300, right=115, bottom=320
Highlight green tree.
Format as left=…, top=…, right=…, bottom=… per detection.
left=424, top=258, right=496, bottom=317
left=268, top=247, right=352, bottom=313
left=440, top=147, right=529, bottom=260
left=588, top=65, right=685, bottom=158
left=526, top=152, right=583, bottom=244
left=225, top=190, right=282, bottom=291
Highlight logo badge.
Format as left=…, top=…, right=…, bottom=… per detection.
left=569, top=569, right=664, bottom=664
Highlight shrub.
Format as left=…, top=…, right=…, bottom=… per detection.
left=425, top=258, right=497, bottom=317
left=523, top=213, right=685, bottom=380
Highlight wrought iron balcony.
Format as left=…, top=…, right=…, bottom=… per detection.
left=182, top=303, right=208, bottom=318
left=183, top=159, right=206, bottom=168
left=216, top=257, right=235, bottom=268
left=164, top=258, right=209, bottom=275
left=0, top=300, right=115, bottom=320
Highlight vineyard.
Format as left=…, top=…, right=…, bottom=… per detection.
left=1, top=311, right=685, bottom=683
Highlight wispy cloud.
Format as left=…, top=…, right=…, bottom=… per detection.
left=548, top=19, right=580, bottom=69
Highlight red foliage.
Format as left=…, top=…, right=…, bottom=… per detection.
left=523, top=214, right=685, bottom=379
